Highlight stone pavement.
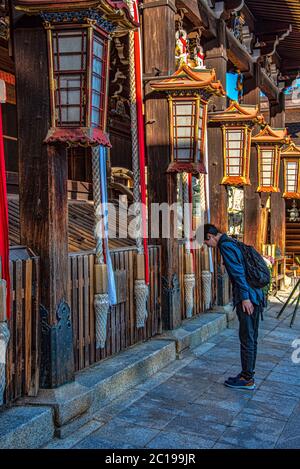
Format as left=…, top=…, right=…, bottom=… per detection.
left=45, top=294, right=300, bottom=450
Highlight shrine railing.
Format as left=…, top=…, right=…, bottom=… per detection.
left=68, top=245, right=162, bottom=372
left=3, top=256, right=40, bottom=407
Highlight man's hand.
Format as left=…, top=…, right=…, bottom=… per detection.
left=242, top=299, right=254, bottom=316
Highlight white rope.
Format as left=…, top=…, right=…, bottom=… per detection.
left=202, top=270, right=212, bottom=310
left=92, top=145, right=104, bottom=265
left=129, top=28, right=143, bottom=254
left=94, top=293, right=110, bottom=349
left=182, top=172, right=191, bottom=254
left=128, top=23, right=148, bottom=328
left=0, top=321, right=10, bottom=406
left=135, top=280, right=148, bottom=328
left=92, top=145, right=110, bottom=349
left=184, top=273, right=195, bottom=318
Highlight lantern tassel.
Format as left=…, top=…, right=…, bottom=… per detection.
left=92, top=145, right=110, bottom=349
left=94, top=292, right=110, bottom=349
left=202, top=270, right=212, bottom=310
left=128, top=10, right=149, bottom=328
left=184, top=273, right=195, bottom=318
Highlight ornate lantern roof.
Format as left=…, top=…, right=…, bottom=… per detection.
left=14, top=1, right=138, bottom=34
left=251, top=125, right=289, bottom=144
left=150, top=64, right=225, bottom=175
left=209, top=102, right=264, bottom=186
left=281, top=142, right=300, bottom=199
left=209, top=102, right=264, bottom=125
left=14, top=0, right=137, bottom=147
left=151, top=64, right=225, bottom=96
left=251, top=125, right=289, bottom=193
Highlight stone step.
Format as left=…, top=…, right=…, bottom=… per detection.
left=6, top=311, right=229, bottom=445
left=17, top=339, right=176, bottom=439
left=160, top=312, right=228, bottom=355
left=0, top=406, right=54, bottom=449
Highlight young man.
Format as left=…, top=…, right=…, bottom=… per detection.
left=204, top=224, right=265, bottom=390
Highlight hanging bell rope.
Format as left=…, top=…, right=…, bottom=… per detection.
left=182, top=172, right=195, bottom=318
left=202, top=245, right=212, bottom=310
left=92, top=145, right=110, bottom=349
left=128, top=20, right=148, bottom=329
left=0, top=257, right=10, bottom=406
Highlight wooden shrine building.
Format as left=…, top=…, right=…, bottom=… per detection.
left=0, top=0, right=299, bottom=408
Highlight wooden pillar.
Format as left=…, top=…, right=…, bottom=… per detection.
left=14, top=24, right=74, bottom=388
left=205, top=22, right=228, bottom=232
left=243, top=66, right=262, bottom=250
left=205, top=20, right=228, bottom=305
left=143, top=0, right=180, bottom=330
left=270, top=92, right=286, bottom=255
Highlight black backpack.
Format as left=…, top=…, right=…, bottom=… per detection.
left=230, top=238, right=271, bottom=289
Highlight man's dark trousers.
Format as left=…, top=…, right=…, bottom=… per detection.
left=236, top=303, right=262, bottom=380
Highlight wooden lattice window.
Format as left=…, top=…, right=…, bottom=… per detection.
left=52, top=29, right=87, bottom=126
left=172, top=99, right=205, bottom=163
left=286, top=161, right=299, bottom=193
left=225, top=128, right=245, bottom=177
left=91, top=33, right=107, bottom=129
left=51, top=28, right=107, bottom=129
left=173, top=100, right=195, bottom=162
left=260, top=148, right=275, bottom=187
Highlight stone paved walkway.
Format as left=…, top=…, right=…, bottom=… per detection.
left=45, top=294, right=300, bottom=449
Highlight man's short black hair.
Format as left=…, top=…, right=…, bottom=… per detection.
left=204, top=223, right=219, bottom=240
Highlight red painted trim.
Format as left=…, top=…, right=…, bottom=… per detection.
left=0, top=104, right=10, bottom=318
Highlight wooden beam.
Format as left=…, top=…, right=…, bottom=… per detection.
left=259, top=68, right=280, bottom=103
left=14, top=23, right=74, bottom=388
left=176, top=0, right=217, bottom=37
left=226, top=27, right=254, bottom=74
left=143, top=0, right=181, bottom=330
left=243, top=67, right=262, bottom=251
left=270, top=93, right=286, bottom=256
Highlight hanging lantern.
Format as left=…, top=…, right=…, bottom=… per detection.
left=252, top=125, right=289, bottom=192
left=151, top=64, right=225, bottom=175
left=209, top=102, right=264, bottom=186
left=281, top=142, right=300, bottom=199
left=15, top=1, right=136, bottom=146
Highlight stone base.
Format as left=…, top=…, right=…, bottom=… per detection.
left=160, top=312, right=228, bottom=356
left=0, top=406, right=54, bottom=449
left=17, top=339, right=176, bottom=439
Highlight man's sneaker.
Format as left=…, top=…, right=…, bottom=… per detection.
left=224, top=376, right=256, bottom=390
left=226, top=372, right=243, bottom=383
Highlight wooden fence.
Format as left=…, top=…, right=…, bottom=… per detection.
left=68, top=245, right=162, bottom=372
left=4, top=257, right=40, bottom=406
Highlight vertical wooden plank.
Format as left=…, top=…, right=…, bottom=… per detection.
left=24, top=259, right=32, bottom=395
left=72, top=256, right=79, bottom=372
left=115, top=251, right=120, bottom=354
left=67, top=256, right=71, bottom=306
left=129, top=250, right=135, bottom=345
left=123, top=250, right=129, bottom=348
left=83, top=255, right=90, bottom=368
left=6, top=261, right=14, bottom=403
left=15, top=259, right=23, bottom=399
left=89, top=254, right=95, bottom=365
left=78, top=255, right=84, bottom=370
left=119, top=251, right=126, bottom=351
left=150, top=247, right=155, bottom=338
left=106, top=251, right=114, bottom=359
left=30, top=257, right=40, bottom=396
